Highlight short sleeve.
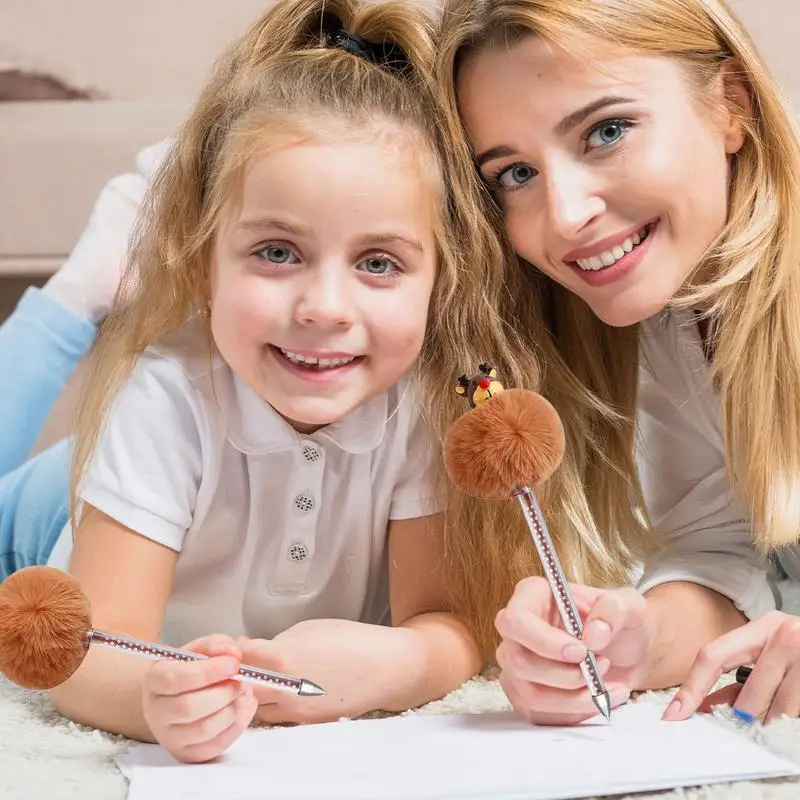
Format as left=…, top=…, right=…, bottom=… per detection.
left=389, top=410, right=444, bottom=521
left=78, top=352, right=203, bottom=551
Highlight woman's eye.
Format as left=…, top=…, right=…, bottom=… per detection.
left=256, top=244, right=299, bottom=264
left=358, top=256, right=399, bottom=277
left=585, top=119, right=632, bottom=150
left=495, top=162, right=537, bottom=190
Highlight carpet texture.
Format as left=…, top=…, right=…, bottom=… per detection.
left=3, top=582, right=800, bottom=799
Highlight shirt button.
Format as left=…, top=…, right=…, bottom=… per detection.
left=293, top=493, right=315, bottom=513
left=288, top=542, right=309, bottom=562
left=301, top=443, right=321, bottom=462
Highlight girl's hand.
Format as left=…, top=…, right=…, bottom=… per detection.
left=142, top=634, right=258, bottom=763
left=237, top=619, right=420, bottom=724
left=665, top=611, right=800, bottom=724
left=495, top=577, right=652, bottom=725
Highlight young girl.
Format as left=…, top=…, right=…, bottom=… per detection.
left=435, top=0, right=800, bottom=725
left=0, top=0, right=518, bottom=764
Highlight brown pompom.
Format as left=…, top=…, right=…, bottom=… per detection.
left=0, top=566, right=91, bottom=689
left=443, top=389, right=566, bottom=499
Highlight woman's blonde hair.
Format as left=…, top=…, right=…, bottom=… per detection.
left=427, top=8, right=659, bottom=654
left=436, top=0, right=800, bottom=569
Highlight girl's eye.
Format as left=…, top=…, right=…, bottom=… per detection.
left=585, top=119, right=633, bottom=151
left=358, top=255, right=400, bottom=277
left=256, top=244, right=299, bottom=264
left=493, top=162, right=537, bottom=190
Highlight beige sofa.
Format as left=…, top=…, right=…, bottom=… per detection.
left=0, top=0, right=797, bottom=282
left=0, top=0, right=275, bottom=279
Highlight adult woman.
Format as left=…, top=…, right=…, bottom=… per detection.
left=437, top=0, right=800, bottom=724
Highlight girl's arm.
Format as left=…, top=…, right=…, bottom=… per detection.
left=48, top=505, right=178, bottom=741
left=49, top=505, right=253, bottom=760
left=242, top=513, right=483, bottom=725
left=384, top=512, right=483, bottom=709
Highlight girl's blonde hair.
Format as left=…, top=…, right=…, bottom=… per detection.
left=73, top=0, right=652, bottom=659
left=436, top=0, right=800, bottom=569
left=72, top=0, right=451, bottom=514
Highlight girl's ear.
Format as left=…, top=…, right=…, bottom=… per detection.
left=718, top=59, right=752, bottom=155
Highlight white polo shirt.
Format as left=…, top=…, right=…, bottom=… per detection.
left=48, top=319, right=440, bottom=646
left=634, top=308, right=779, bottom=620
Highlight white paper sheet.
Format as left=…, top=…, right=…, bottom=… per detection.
left=117, top=703, right=800, bottom=800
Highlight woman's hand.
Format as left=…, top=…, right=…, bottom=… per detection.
left=495, top=577, right=653, bottom=725
left=665, top=610, right=800, bottom=723
left=142, top=634, right=258, bottom=763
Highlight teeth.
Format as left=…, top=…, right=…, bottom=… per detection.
left=576, top=226, right=649, bottom=271
left=279, top=349, right=356, bottom=368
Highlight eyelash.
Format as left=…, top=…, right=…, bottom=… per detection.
left=582, top=117, right=636, bottom=151
left=487, top=116, right=637, bottom=194
left=254, top=242, right=299, bottom=264
left=357, top=253, right=406, bottom=284
left=252, top=243, right=404, bottom=280
left=488, top=161, right=534, bottom=194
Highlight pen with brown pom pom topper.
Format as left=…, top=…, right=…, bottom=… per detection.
left=447, top=363, right=611, bottom=720
left=0, top=566, right=324, bottom=696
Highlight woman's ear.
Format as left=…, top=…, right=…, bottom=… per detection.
left=718, top=59, right=752, bottom=155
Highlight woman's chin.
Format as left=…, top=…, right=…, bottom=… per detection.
left=589, top=290, right=674, bottom=328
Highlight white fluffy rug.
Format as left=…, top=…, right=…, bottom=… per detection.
left=4, top=585, right=800, bottom=800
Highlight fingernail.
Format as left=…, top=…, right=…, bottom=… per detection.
left=610, top=685, right=631, bottom=706
left=598, top=657, right=611, bottom=674
left=563, top=643, right=587, bottom=662
left=663, top=696, right=683, bottom=721
left=222, top=657, right=240, bottom=676
left=240, top=683, right=254, bottom=697
left=585, top=621, right=612, bottom=649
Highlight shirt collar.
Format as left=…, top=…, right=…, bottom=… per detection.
left=221, top=370, right=391, bottom=455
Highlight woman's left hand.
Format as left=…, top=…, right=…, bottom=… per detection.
left=665, top=610, right=800, bottom=723
left=236, top=619, right=415, bottom=725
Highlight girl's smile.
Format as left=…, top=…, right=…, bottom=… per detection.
left=269, top=345, right=366, bottom=384
left=211, top=131, right=438, bottom=430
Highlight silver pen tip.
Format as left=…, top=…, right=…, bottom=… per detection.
left=594, top=691, right=612, bottom=720
left=298, top=679, right=326, bottom=697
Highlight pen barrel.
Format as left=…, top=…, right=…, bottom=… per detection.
left=514, top=489, right=607, bottom=698
left=85, top=629, right=304, bottom=695
left=578, top=651, right=606, bottom=697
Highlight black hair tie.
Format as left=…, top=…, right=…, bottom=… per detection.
left=332, top=28, right=409, bottom=74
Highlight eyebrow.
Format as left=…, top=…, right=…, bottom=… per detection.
left=554, top=95, right=636, bottom=136
left=474, top=95, right=636, bottom=168
left=234, top=217, right=424, bottom=253
left=234, top=217, right=312, bottom=236
left=357, top=233, right=425, bottom=254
